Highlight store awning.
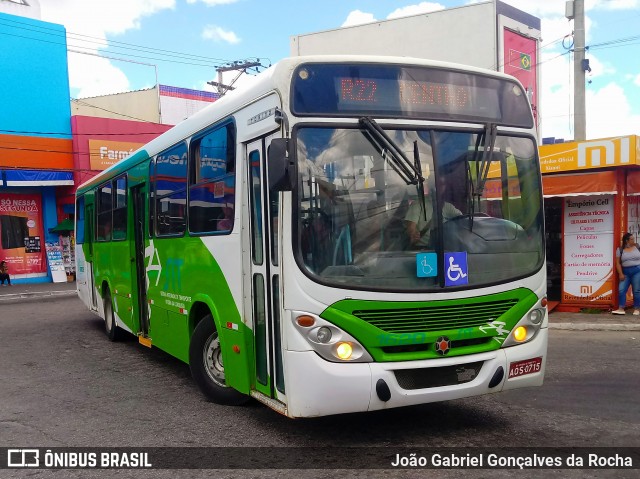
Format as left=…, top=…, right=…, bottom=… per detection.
left=49, top=218, right=74, bottom=233
left=3, top=169, right=73, bottom=186
left=542, top=171, right=618, bottom=198
left=627, top=170, right=640, bottom=196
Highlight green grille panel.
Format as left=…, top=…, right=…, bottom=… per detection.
left=353, top=299, right=519, bottom=334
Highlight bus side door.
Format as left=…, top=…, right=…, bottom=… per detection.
left=245, top=135, right=285, bottom=400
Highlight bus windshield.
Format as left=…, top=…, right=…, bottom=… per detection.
left=295, top=125, right=543, bottom=290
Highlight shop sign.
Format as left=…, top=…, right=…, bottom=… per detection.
left=89, top=140, right=144, bottom=171
left=562, top=195, right=614, bottom=304
left=539, top=136, right=637, bottom=174
left=0, top=193, right=47, bottom=275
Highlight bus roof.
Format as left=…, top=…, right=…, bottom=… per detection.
left=76, top=55, right=524, bottom=195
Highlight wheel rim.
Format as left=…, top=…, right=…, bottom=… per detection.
left=203, top=333, right=226, bottom=387
left=105, top=297, right=113, bottom=331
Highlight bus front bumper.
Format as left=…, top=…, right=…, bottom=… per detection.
left=284, top=327, right=547, bottom=418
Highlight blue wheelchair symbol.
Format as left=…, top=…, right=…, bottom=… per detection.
left=444, top=252, right=468, bottom=286
left=416, top=252, right=437, bottom=278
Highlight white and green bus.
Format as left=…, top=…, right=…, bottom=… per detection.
left=75, top=55, right=547, bottom=418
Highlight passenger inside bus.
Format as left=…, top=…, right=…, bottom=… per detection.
left=404, top=176, right=462, bottom=250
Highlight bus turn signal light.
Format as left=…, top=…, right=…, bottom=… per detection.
left=513, top=326, right=527, bottom=342
left=296, top=315, right=315, bottom=327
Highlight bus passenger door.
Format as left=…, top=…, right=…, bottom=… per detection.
left=246, top=136, right=284, bottom=400
left=132, top=184, right=149, bottom=337
left=86, top=203, right=98, bottom=310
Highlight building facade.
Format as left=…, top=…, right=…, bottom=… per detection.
left=0, top=7, right=74, bottom=283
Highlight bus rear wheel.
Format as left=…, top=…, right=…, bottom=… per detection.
left=103, top=290, right=123, bottom=341
left=189, top=315, right=248, bottom=406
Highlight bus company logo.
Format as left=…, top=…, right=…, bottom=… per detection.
left=435, top=336, right=451, bottom=355
left=7, top=449, right=40, bottom=467
left=580, top=285, right=593, bottom=295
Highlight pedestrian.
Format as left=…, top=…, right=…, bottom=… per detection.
left=0, top=260, right=11, bottom=286
left=612, top=232, right=640, bottom=315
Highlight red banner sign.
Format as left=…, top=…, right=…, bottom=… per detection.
left=0, top=193, right=47, bottom=275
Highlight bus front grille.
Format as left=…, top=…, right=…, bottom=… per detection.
left=353, top=299, right=518, bottom=334
left=394, top=361, right=484, bottom=389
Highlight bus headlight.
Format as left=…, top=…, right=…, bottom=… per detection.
left=502, top=307, right=546, bottom=348
left=293, top=312, right=373, bottom=362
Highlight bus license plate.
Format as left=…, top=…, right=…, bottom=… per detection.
left=508, top=357, right=542, bottom=378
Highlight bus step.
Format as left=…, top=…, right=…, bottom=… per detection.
left=138, top=335, right=152, bottom=348
left=250, top=391, right=288, bottom=416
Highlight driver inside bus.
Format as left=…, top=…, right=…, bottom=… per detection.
left=404, top=176, right=462, bottom=249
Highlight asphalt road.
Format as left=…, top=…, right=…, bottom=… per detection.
left=1, top=296, right=639, bottom=479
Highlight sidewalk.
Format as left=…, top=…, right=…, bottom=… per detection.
left=0, top=282, right=639, bottom=331
left=0, top=280, right=77, bottom=303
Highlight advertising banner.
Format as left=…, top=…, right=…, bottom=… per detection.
left=562, top=195, right=614, bottom=304
left=503, top=29, right=538, bottom=126
left=89, top=139, right=144, bottom=171
left=0, top=193, right=47, bottom=275
left=539, top=136, right=638, bottom=174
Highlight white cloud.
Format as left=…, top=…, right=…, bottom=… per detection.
left=387, top=2, right=445, bottom=19
left=39, top=0, right=176, bottom=97
left=68, top=52, right=131, bottom=98
left=341, top=10, right=377, bottom=27
left=587, top=82, right=640, bottom=137
left=634, top=75, right=640, bottom=87
left=186, top=0, right=239, bottom=4
left=202, top=25, right=241, bottom=44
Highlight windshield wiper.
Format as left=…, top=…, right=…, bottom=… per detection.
left=359, top=117, right=423, bottom=186
left=468, top=123, right=498, bottom=230
left=474, top=123, right=498, bottom=197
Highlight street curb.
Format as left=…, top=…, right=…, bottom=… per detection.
left=0, top=291, right=77, bottom=302
left=549, top=323, right=640, bottom=331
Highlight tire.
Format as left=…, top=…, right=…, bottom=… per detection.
left=189, top=315, right=249, bottom=405
left=103, top=290, right=124, bottom=341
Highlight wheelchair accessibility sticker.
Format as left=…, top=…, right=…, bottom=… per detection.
left=445, top=252, right=468, bottom=286
left=416, top=252, right=437, bottom=278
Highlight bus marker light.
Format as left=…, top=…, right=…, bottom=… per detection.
left=513, top=326, right=527, bottom=342
left=226, top=322, right=239, bottom=331
left=232, top=345, right=240, bottom=354
left=540, top=297, right=548, bottom=307
left=296, top=315, right=315, bottom=327
left=336, top=342, right=353, bottom=360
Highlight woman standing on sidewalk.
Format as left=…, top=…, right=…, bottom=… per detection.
left=0, top=260, right=10, bottom=286
left=613, top=232, right=640, bottom=315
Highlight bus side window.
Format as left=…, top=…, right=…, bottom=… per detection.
left=156, top=143, right=187, bottom=236
left=96, top=183, right=112, bottom=242
left=189, top=122, right=236, bottom=235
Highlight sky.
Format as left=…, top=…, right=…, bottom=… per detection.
left=33, top=0, right=640, bottom=141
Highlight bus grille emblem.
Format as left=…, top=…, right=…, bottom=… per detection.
left=435, top=336, right=451, bottom=355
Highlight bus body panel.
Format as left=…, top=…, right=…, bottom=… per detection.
left=285, top=327, right=547, bottom=418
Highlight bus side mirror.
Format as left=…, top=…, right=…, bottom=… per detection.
left=268, top=139, right=293, bottom=192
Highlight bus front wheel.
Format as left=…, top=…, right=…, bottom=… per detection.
left=189, top=315, right=248, bottom=406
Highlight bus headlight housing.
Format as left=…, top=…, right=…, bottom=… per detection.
left=292, top=311, right=373, bottom=362
left=502, top=307, right=546, bottom=348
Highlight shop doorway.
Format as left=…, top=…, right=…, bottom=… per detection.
left=545, top=197, right=562, bottom=303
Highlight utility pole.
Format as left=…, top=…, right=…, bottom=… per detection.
left=568, top=0, right=586, bottom=141
left=207, top=60, right=263, bottom=97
